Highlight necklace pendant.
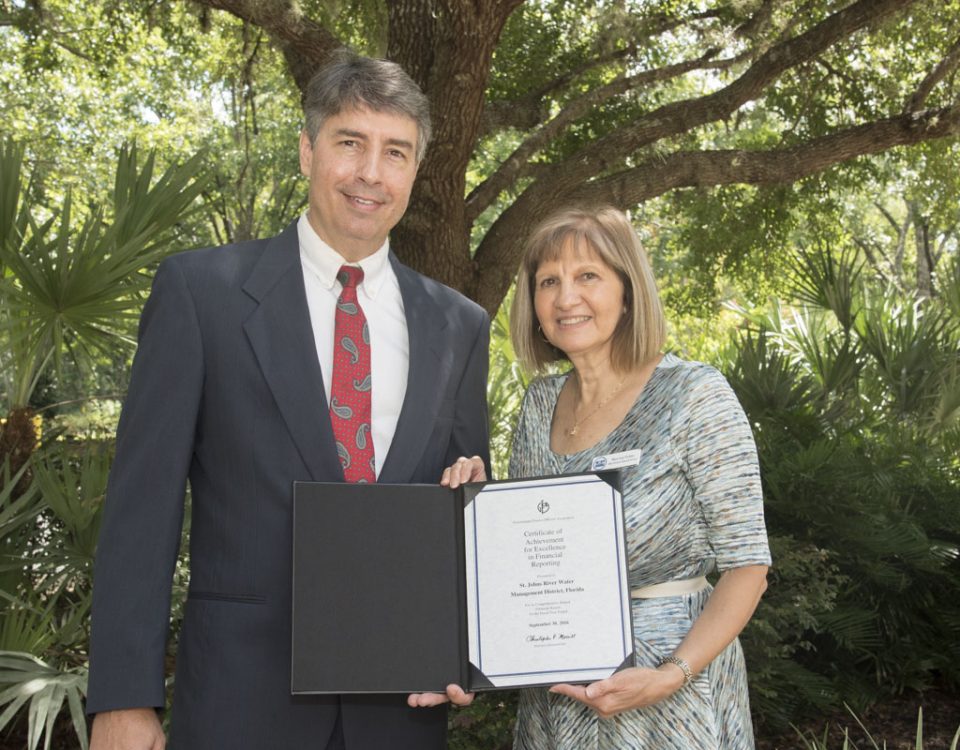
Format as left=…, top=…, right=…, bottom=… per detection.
left=568, top=425, right=578, bottom=436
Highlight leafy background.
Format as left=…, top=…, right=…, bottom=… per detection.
left=0, top=1, right=958, bottom=748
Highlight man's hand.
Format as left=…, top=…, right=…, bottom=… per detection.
left=440, top=456, right=486, bottom=488
left=407, top=684, right=475, bottom=708
left=90, top=708, right=165, bottom=750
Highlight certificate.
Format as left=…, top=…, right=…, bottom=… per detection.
left=464, top=475, right=633, bottom=687
left=291, top=472, right=634, bottom=694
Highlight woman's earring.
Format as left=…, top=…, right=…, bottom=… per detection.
left=537, top=324, right=550, bottom=344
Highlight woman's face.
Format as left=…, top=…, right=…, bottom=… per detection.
left=533, top=239, right=626, bottom=363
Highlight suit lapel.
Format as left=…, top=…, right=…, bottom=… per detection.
left=242, top=223, right=343, bottom=482
left=378, top=256, right=450, bottom=483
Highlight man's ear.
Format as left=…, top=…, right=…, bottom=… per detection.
left=298, top=130, right=313, bottom=177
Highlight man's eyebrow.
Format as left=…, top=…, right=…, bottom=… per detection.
left=333, top=128, right=414, bottom=152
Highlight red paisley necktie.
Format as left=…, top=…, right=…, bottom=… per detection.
left=330, top=265, right=375, bottom=483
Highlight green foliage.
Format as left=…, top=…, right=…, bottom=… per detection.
left=0, top=138, right=209, bottom=410
left=0, top=1, right=305, bottom=249
left=740, top=535, right=843, bottom=725
left=0, top=449, right=94, bottom=750
left=448, top=691, right=517, bottom=750
left=721, top=242, right=960, bottom=729
left=0, top=461, right=43, bottom=605
left=0, top=442, right=117, bottom=749
left=0, top=651, right=88, bottom=750
left=0, top=137, right=204, bottom=745
left=486, top=291, right=531, bottom=479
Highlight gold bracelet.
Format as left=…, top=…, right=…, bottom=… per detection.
left=658, top=655, right=693, bottom=687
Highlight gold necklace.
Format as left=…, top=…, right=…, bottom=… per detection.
left=567, top=375, right=626, bottom=436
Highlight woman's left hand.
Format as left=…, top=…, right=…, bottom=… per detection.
left=549, top=665, right=684, bottom=718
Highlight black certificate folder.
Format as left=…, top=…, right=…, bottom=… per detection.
left=291, top=472, right=634, bottom=694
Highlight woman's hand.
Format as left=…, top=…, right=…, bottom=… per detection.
left=407, top=684, right=475, bottom=708
left=440, top=455, right=486, bottom=488
left=549, top=664, right=685, bottom=718
left=554, top=565, right=768, bottom=718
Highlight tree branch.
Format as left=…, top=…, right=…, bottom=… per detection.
left=735, top=0, right=777, bottom=40
left=906, top=34, right=960, bottom=113
left=873, top=200, right=903, bottom=233
left=872, top=197, right=911, bottom=284
left=466, top=48, right=747, bottom=222
left=188, top=0, right=343, bottom=90
left=934, top=225, right=956, bottom=268
left=814, top=56, right=860, bottom=88
left=470, top=99, right=960, bottom=313
left=853, top=237, right=893, bottom=286
left=479, top=9, right=724, bottom=135
left=570, top=104, right=960, bottom=207
left=535, top=0, right=919, bottom=198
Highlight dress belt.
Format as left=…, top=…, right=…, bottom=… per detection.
left=630, top=576, right=709, bottom=599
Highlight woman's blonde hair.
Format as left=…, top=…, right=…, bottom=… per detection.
left=510, top=206, right=666, bottom=373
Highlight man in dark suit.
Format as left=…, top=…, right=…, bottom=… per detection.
left=87, top=51, right=489, bottom=750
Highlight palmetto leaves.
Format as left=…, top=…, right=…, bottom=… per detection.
left=0, top=139, right=208, bottom=407
left=789, top=242, right=864, bottom=334
left=857, top=295, right=959, bottom=418
left=0, top=651, right=88, bottom=750
left=0, top=139, right=206, bottom=748
left=0, top=140, right=31, bottom=264
left=730, top=240, right=960, bottom=723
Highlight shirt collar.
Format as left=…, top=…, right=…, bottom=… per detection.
left=297, top=213, right=391, bottom=300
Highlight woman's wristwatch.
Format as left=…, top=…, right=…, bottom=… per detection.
left=658, top=655, right=694, bottom=687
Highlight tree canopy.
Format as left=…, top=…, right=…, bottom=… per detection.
left=2, top=0, right=959, bottom=315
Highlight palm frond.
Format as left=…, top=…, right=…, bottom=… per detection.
left=780, top=308, right=862, bottom=402
left=0, top=139, right=31, bottom=261
left=0, top=461, right=43, bottom=541
left=789, top=242, right=864, bottom=333
left=0, top=651, right=88, bottom=750
left=857, top=294, right=957, bottom=417
left=0, top=142, right=209, bottom=409
left=26, top=445, right=110, bottom=577
left=817, top=608, right=882, bottom=653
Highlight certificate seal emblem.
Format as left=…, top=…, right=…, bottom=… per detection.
left=537, top=499, right=550, bottom=514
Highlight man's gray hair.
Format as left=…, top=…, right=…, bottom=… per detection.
left=303, top=50, right=432, bottom=163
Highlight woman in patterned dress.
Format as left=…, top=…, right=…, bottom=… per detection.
left=441, top=205, right=771, bottom=748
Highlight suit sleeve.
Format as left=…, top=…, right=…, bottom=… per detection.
left=87, top=258, right=204, bottom=714
left=444, top=308, right=491, bottom=475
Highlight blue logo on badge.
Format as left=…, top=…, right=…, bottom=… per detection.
left=594, top=456, right=607, bottom=470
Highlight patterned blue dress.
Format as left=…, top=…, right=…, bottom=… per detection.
left=510, top=354, right=772, bottom=750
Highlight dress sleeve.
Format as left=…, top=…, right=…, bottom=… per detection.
left=672, top=365, right=772, bottom=571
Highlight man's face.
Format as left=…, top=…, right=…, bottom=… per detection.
left=299, top=106, right=420, bottom=261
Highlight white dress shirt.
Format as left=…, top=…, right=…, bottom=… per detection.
left=297, top=214, right=409, bottom=478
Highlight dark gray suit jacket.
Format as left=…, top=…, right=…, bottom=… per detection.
left=87, top=222, right=491, bottom=749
